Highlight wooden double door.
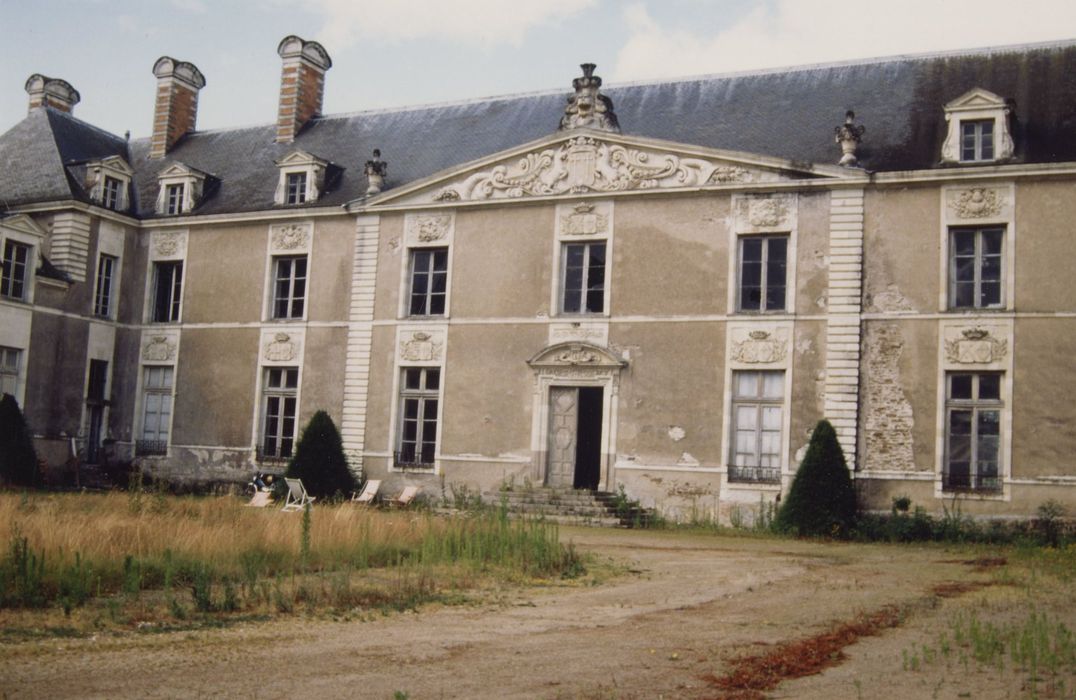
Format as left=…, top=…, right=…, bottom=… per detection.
left=546, top=386, right=603, bottom=490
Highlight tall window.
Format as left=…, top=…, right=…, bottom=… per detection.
left=950, top=227, right=1003, bottom=309
left=0, top=347, right=19, bottom=398
left=260, top=367, right=298, bottom=460
left=151, top=261, right=183, bottom=322
left=93, top=254, right=117, bottom=318
left=408, top=248, right=448, bottom=316
left=396, top=367, right=439, bottom=468
left=561, top=242, right=605, bottom=314
left=286, top=172, right=307, bottom=205
left=945, top=372, right=1002, bottom=492
left=165, top=183, right=185, bottom=215
left=729, top=370, right=784, bottom=483
left=102, top=176, right=123, bottom=210
left=138, top=366, right=173, bottom=456
left=738, top=236, right=787, bottom=312
left=272, top=255, right=307, bottom=319
left=1, top=240, right=30, bottom=301
left=961, top=120, right=994, bottom=162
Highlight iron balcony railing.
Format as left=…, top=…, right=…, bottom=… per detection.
left=942, top=472, right=1002, bottom=493
left=727, top=465, right=781, bottom=484
left=393, top=451, right=435, bottom=469
left=135, top=439, right=168, bottom=456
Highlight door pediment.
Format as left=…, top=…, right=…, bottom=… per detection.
left=363, top=130, right=861, bottom=209
left=528, top=342, right=626, bottom=370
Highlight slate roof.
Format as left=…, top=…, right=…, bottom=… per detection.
left=2, top=40, right=1075, bottom=218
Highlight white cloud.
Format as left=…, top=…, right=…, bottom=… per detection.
left=614, top=0, right=1076, bottom=80
left=170, top=0, right=207, bottom=13
left=304, top=0, right=599, bottom=50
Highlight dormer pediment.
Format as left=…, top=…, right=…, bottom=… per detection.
left=97, top=155, right=134, bottom=177
left=941, top=87, right=1015, bottom=164
left=274, top=149, right=330, bottom=205
left=945, top=87, right=1007, bottom=112
left=274, top=149, right=328, bottom=168
left=157, top=161, right=208, bottom=180
left=0, top=213, right=48, bottom=240
left=361, top=130, right=862, bottom=210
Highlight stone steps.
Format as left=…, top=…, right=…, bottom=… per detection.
left=493, top=487, right=654, bottom=528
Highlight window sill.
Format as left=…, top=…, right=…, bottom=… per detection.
left=725, top=480, right=783, bottom=491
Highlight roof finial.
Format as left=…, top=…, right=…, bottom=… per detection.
left=834, top=110, right=866, bottom=167
left=559, top=63, right=620, bottom=133
left=364, top=149, right=387, bottom=194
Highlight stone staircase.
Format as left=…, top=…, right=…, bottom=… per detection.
left=495, top=487, right=653, bottom=528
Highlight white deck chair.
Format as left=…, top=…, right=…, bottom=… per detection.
left=246, top=491, right=273, bottom=508
left=350, top=479, right=381, bottom=505
left=282, top=477, right=316, bottom=512
left=390, top=485, right=419, bottom=508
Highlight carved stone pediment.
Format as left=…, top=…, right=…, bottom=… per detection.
left=528, top=342, right=625, bottom=370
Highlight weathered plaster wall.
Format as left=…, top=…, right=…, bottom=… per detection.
left=182, top=223, right=264, bottom=323
left=25, top=313, right=87, bottom=438
left=612, top=196, right=729, bottom=317
left=361, top=324, right=401, bottom=459
left=795, top=192, right=831, bottom=315
left=170, top=327, right=257, bottom=446
left=1012, top=319, right=1076, bottom=479
left=790, top=319, right=826, bottom=459
left=306, top=218, right=354, bottom=322
left=300, top=326, right=347, bottom=425
left=451, top=205, right=553, bottom=318
left=862, top=187, right=939, bottom=313
left=612, top=321, right=724, bottom=466
left=1014, top=181, right=1076, bottom=312
left=372, top=214, right=405, bottom=320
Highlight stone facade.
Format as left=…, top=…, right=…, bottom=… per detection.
left=2, top=39, right=1075, bottom=521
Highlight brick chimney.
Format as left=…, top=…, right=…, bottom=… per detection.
left=25, top=74, right=80, bottom=114
left=275, top=35, right=332, bottom=143
left=150, top=57, right=206, bottom=159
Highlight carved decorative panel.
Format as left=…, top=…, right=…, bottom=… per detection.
left=549, top=322, right=609, bottom=347
left=728, top=324, right=792, bottom=369
left=944, top=327, right=1008, bottom=364
left=396, top=327, right=447, bottom=366
left=269, top=222, right=313, bottom=253
left=141, top=333, right=178, bottom=363
left=260, top=329, right=305, bottom=365
left=733, top=194, right=797, bottom=232
left=430, top=137, right=775, bottom=202
left=404, top=212, right=454, bottom=246
left=150, top=230, right=187, bottom=260
left=948, top=188, right=1005, bottom=219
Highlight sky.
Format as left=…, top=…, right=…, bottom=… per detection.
left=1, top=0, right=1075, bottom=139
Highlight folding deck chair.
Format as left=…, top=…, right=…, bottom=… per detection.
left=350, top=479, right=381, bottom=505
left=282, top=477, right=316, bottom=512
left=246, top=491, right=273, bottom=508
left=389, top=485, right=419, bottom=508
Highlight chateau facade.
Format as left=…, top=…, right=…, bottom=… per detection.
left=2, top=37, right=1075, bottom=520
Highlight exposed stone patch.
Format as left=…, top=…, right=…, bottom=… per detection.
left=866, top=283, right=916, bottom=313
left=861, top=324, right=915, bottom=471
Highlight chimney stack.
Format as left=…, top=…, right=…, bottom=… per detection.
left=25, top=74, right=80, bottom=114
left=150, top=57, right=206, bottom=159
left=275, top=35, right=332, bottom=143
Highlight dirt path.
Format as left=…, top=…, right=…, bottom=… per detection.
left=0, top=529, right=1051, bottom=699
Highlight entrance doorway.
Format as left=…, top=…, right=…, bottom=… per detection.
left=546, top=386, right=604, bottom=490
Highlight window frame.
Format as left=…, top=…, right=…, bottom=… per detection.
left=271, top=255, right=308, bottom=320
left=407, top=247, right=448, bottom=317
left=150, top=260, right=183, bottom=323
left=93, top=253, right=118, bottom=318
left=395, top=366, right=440, bottom=469
left=137, top=365, right=174, bottom=456
left=736, top=234, right=789, bottom=313
left=102, top=176, right=123, bottom=211
left=943, top=372, right=1003, bottom=493
left=948, top=226, right=1004, bottom=310
left=727, top=370, right=785, bottom=484
left=559, top=240, right=607, bottom=315
left=285, top=172, right=308, bottom=205
left=259, top=366, right=299, bottom=462
left=960, top=119, right=995, bottom=162
left=0, top=346, right=20, bottom=399
left=165, top=183, right=186, bottom=215
left=1, top=239, right=31, bottom=302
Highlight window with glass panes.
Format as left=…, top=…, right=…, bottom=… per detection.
left=93, top=254, right=117, bottom=317
left=561, top=242, right=605, bottom=314
left=408, top=248, right=448, bottom=316
left=950, top=227, right=1003, bottom=309
left=261, top=367, right=298, bottom=460
left=165, top=183, right=185, bottom=214
left=151, top=261, right=183, bottom=322
left=102, top=176, right=123, bottom=210
left=138, top=366, right=173, bottom=455
left=285, top=172, right=307, bottom=204
left=729, top=370, right=784, bottom=483
left=396, top=367, right=439, bottom=467
left=738, top=236, right=787, bottom=312
left=945, top=372, right=1002, bottom=492
left=0, top=347, right=19, bottom=398
left=272, top=255, right=307, bottom=319
left=960, top=120, right=994, bottom=162
left=1, top=240, right=29, bottom=300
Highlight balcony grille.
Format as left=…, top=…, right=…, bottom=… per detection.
left=727, top=465, right=780, bottom=484
left=942, top=473, right=1001, bottom=493
left=394, top=452, right=435, bottom=470
left=135, top=440, right=168, bottom=456
left=256, top=445, right=291, bottom=464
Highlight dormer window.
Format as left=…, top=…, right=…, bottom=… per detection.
left=274, top=150, right=328, bottom=206
left=286, top=172, right=308, bottom=204
left=85, top=156, right=133, bottom=212
left=155, top=162, right=207, bottom=216
left=941, top=88, right=1014, bottom=165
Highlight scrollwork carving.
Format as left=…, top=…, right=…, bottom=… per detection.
left=949, top=188, right=1003, bottom=219
left=731, top=330, right=788, bottom=364
left=264, top=332, right=298, bottom=362
left=945, top=327, right=1007, bottom=364
left=400, top=332, right=444, bottom=362
left=406, top=214, right=452, bottom=243
left=271, top=224, right=310, bottom=251
left=142, top=335, right=177, bottom=362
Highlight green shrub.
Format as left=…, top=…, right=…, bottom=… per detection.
left=285, top=411, right=354, bottom=499
left=774, top=419, right=857, bottom=537
left=0, top=394, right=41, bottom=488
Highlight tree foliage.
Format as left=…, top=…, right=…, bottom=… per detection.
left=0, top=394, right=42, bottom=488
left=285, top=411, right=354, bottom=499
left=774, top=419, right=857, bottom=537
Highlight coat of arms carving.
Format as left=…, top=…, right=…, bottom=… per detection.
left=265, top=332, right=299, bottom=362
left=143, top=335, right=177, bottom=362
left=407, top=215, right=452, bottom=242
left=945, top=328, right=1007, bottom=364
left=271, top=224, right=310, bottom=251
left=561, top=203, right=609, bottom=235
left=400, top=332, right=443, bottom=361
left=731, top=330, right=787, bottom=364
left=153, top=232, right=184, bottom=257
left=949, top=188, right=1003, bottom=219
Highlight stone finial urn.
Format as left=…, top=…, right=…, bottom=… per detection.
left=834, top=111, right=866, bottom=166
left=364, top=149, right=387, bottom=194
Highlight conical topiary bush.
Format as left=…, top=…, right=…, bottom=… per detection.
left=0, top=393, right=42, bottom=488
left=774, top=419, right=857, bottom=537
left=285, top=411, right=354, bottom=499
